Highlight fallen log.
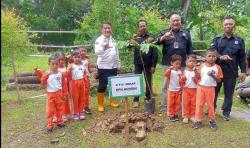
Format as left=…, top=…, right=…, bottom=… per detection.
left=15, top=72, right=35, bottom=77
left=6, top=83, right=42, bottom=90
left=9, top=76, right=41, bottom=84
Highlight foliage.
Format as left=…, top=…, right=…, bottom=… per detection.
left=1, top=9, right=34, bottom=87
left=75, top=0, right=139, bottom=44
left=121, top=0, right=184, bottom=18
left=74, top=0, right=170, bottom=69
left=75, top=0, right=169, bottom=44
left=188, top=1, right=250, bottom=49
left=2, top=0, right=91, bottom=45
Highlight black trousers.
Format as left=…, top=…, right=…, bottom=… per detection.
left=134, top=64, right=152, bottom=102
left=97, top=68, right=117, bottom=93
left=214, top=77, right=236, bottom=115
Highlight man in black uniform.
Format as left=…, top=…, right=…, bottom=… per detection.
left=211, top=17, right=246, bottom=121
left=157, top=14, right=193, bottom=111
left=129, top=20, right=158, bottom=108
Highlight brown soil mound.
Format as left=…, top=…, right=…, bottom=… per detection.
left=86, top=112, right=165, bottom=141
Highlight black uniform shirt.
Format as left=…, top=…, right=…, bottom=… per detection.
left=157, top=29, right=193, bottom=66
left=211, top=34, right=246, bottom=77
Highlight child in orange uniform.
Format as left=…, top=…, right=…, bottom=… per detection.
left=55, top=52, right=71, bottom=121
left=181, top=54, right=198, bottom=123
left=194, top=49, right=223, bottom=129
left=66, top=50, right=86, bottom=121
left=35, top=52, right=71, bottom=123
left=165, top=54, right=183, bottom=122
left=79, top=46, right=92, bottom=114
left=41, top=55, right=68, bottom=132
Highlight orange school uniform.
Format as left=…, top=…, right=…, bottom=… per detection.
left=41, top=72, right=68, bottom=128
left=181, top=70, right=198, bottom=118
left=65, top=63, right=86, bottom=115
left=58, top=67, right=71, bottom=115
left=195, top=64, right=223, bottom=122
left=165, top=69, right=183, bottom=117
left=82, top=59, right=91, bottom=109
left=36, top=68, right=71, bottom=116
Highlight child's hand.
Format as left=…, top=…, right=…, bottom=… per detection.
left=65, top=55, right=73, bottom=64
left=103, top=40, right=111, bottom=49
left=180, top=74, right=186, bottom=81
left=67, top=64, right=73, bottom=71
left=207, top=70, right=215, bottom=76
left=44, top=70, right=51, bottom=76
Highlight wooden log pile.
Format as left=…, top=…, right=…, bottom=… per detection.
left=6, top=72, right=42, bottom=90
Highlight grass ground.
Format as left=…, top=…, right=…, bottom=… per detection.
left=1, top=55, right=250, bottom=147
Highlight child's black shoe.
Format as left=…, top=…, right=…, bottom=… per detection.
left=193, top=122, right=202, bottom=129
left=47, top=127, right=53, bottom=133
left=84, top=107, right=92, bottom=114
left=168, top=116, right=175, bottom=122
left=222, top=114, right=230, bottom=121
left=174, top=115, right=179, bottom=121
left=209, top=120, right=218, bottom=130
left=57, top=124, right=66, bottom=128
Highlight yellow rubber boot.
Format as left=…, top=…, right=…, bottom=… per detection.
left=109, top=99, right=119, bottom=108
left=97, top=93, right=104, bottom=112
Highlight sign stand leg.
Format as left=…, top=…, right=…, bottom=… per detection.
left=124, top=97, right=129, bottom=145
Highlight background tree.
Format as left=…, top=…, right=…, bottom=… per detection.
left=1, top=9, right=35, bottom=103
left=1, top=0, right=91, bottom=46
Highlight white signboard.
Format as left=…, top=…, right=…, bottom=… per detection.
left=108, top=74, right=144, bottom=98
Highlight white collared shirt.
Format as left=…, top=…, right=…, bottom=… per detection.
left=199, top=64, right=223, bottom=87
left=184, top=70, right=197, bottom=88
left=47, top=72, right=62, bottom=92
left=94, top=35, right=121, bottom=69
left=168, top=69, right=182, bottom=91
left=81, top=59, right=90, bottom=76
left=72, top=63, right=85, bottom=80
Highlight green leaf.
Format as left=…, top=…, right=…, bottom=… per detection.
left=140, top=43, right=150, bottom=54
left=116, top=41, right=129, bottom=50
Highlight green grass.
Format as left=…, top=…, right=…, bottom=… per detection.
left=4, top=56, right=49, bottom=78
left=1, top=56, right=250, bottom=147
left=2, top=55, right=49, bottom=88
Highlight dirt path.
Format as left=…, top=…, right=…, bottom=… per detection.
left=231, top=108, right=250, bottom=123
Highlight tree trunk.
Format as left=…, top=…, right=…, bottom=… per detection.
left=199, top=24, right=204, bottom=40
left=11, top=51, right=21, bottom=104
left=182, top=0, right=191, bottom=23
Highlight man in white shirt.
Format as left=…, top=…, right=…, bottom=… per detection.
left=94, top=22, right=121, bottom=112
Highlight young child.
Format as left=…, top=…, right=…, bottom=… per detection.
left=66, top=50, right=86, bottom=121
left=181, top=54, right=198, bottom=123
left=41, top=55, right=67, bottom=132
left=79, top=46, right=92, bottom=114
left=35, top=52, right=71, bottom=123
left=194, top=49, right=223, bottom=129
left=55, top=52, right=71, bottom=122
left=165, top=54, right=183, bottom=122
